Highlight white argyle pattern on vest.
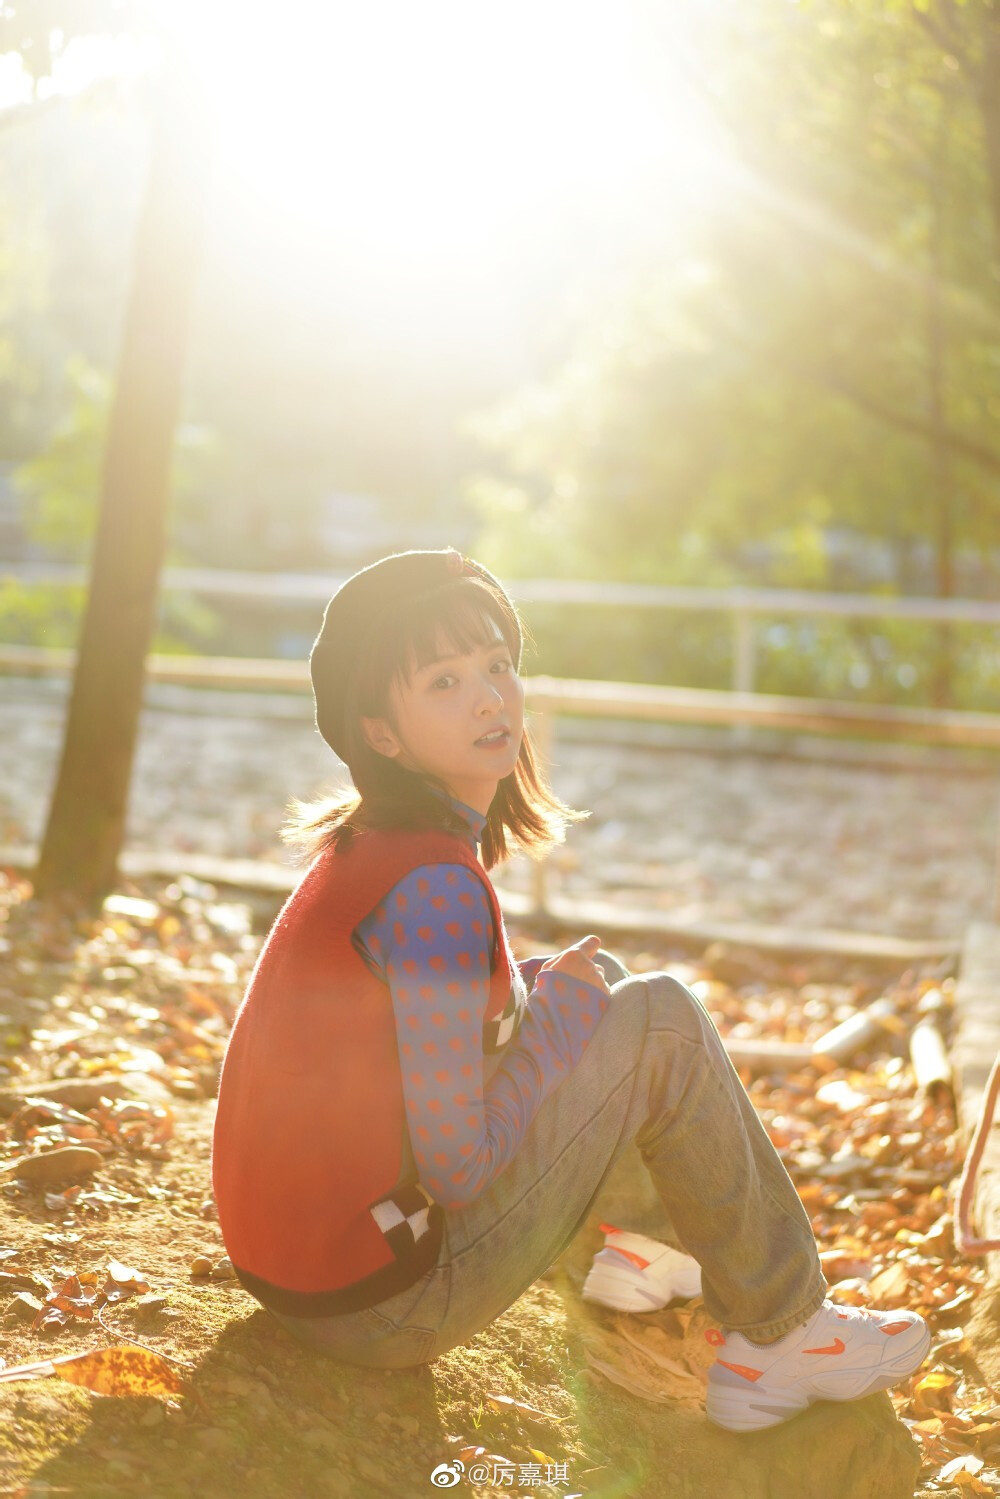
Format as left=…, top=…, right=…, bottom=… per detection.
left=370, top=1181, right=437, bottom=1250
left=483, top=975, right=527, bottom=1055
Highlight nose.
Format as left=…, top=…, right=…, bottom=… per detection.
left=475, top=672, right=504, bottom=712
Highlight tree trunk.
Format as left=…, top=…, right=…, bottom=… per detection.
left=33, top=48, right=211, bottom=909
left=979, top=4, right=1000, bottom=275
left=927, top=79, right=956, bottom=710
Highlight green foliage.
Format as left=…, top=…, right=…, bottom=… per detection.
left=3, top=0, right=1000, bottom=715
left=14, top=356, right=108, bottom=559
left=0, top=570, right=219, bottom=653
left=0, top=577, right=84, bottom=647
left=461, top=0, right=1000, bottom=707
left=12, top=352, right=219, bottom=562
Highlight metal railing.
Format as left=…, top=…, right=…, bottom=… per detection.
left=6, top=562, right=1000, bottom=696
left=6, top=645, right=1000, bottom=921
left=5, top=565, right=1000, bottom=919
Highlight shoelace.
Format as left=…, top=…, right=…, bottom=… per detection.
left=827, top=1299, right=875, bottom=1325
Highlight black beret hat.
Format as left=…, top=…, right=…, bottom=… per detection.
left=309, top=547, right=522, bottom=761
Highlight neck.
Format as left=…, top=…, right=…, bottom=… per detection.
left=426, top=782, right=488, bottom=841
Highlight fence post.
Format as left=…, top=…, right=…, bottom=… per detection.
left=528, top=704, right=555, bottom=919
left=732, top=606, right=756, bottom=744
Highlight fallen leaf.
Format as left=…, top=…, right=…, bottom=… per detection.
left=613, top=1319, right=703, bottom=1383
left=939, top=1455, right=985, bottom=1480
left=55, top=1347, right=187, bottom=1399
left=954, top=1478, right=992, bottom=1497
left=43, top=1187, right=82, bottom=1210
left=868, top=1261, right=910, bottom=1306
left=815, top=1080, right=869, bottom=1112
left=107, top=1260, right=148, bottom=1289
left=527, top=1448, right=556, bottom=1466
left=583, top=1349, right=675, bottom=1405
left=914, top=1370, right=957, bottom=1417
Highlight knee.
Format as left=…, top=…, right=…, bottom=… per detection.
left=593, top=948, right=630, bottom=987
left=640, top=971, right=709, bottom=1046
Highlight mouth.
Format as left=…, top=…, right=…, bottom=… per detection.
left=474, top=725, right=512, bottom=749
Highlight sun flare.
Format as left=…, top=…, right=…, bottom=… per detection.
left=181, top=0, right=727, bottom=269
left=0, top=1, right=735, bottom=345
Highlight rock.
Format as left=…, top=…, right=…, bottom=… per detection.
left=116, top=1071, right=175, bottom=1105
left=572, top=1379, right=918, bottom=1498
left=353, top=1455, right=386, bottom=1485
left=0, top=1077, right=133, bottom=1117
left=389, top=1414, right=420, bottom=1438
left=7, top=1146, right=103, bottom=1183
left=247, top=1382, right=278, bottom=1414
left=194, top=1427, right=235, bottom=1454
left=815, top=1154, right=874, bottom=1182
left=134, top=1294, right=170, bottom=1316
left=10, top=1291, right=44, bottom=1321
left=694, top=1392, right=918, bottom=1499
left=190, top=1255, right=213, bottom=1276
left=0, top=1270, right=49, bottom=1296
left=701, top=944, right=766, bottom=987
left=213, top=1373, right=252, bottom=1398
left=302, top=1426, right=341, bottom=1457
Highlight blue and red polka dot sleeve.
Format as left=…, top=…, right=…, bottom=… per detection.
left=355, top=864, right=609, bottom=1209
left=515, top=954, right=550, bottom=989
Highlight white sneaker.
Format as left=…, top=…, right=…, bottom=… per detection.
left=705, top=1296, right=932, bottom=1432
left=582, top=1222, right=702, bottom=1313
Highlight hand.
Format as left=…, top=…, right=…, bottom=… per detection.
left=537, top=934, right=610, bottom=995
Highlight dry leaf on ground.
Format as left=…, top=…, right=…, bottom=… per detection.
left=0, top=1345, right=189, bottom=1399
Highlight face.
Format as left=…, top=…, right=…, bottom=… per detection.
left=362, top=616, right=525, bottom=817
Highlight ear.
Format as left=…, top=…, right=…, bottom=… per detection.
left=360, top=715, right=402, bottom=759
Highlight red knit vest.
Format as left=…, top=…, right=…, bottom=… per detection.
left=210, top=825, right=514, bottom=1318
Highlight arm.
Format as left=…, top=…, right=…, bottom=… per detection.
left=355, top=865, right=609, bottom=1210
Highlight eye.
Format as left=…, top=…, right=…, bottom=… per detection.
left=432, top=674, right=456, bottom=690
left=491, top=657, right=512, bottom=673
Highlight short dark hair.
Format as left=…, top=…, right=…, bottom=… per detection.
left=282, top=573, right=588, bottom=869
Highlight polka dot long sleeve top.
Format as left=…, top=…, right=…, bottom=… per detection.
left=353, top=795, right=610, bottom=1210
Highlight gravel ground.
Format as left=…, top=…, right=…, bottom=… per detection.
left=3, top=677, right=998, bottom=940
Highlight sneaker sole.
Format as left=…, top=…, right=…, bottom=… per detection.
left=705, top=1320, right=932, bottom=1432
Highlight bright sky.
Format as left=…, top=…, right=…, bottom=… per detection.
left=0, top=3, right=737, bottom=346
left=209, top=2, right=725, bottom=248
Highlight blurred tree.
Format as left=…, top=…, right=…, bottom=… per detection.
left=0, top=7, right=214, bottom=907
left=14, top=353, right=215, bottom=561
left=0, top=353, right=217, bottom=650
left=464, top=0, right=1000, bottom=706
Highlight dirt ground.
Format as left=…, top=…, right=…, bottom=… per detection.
left=4, top=678, right=999, bottom=942
left=0, top=866, right=998, bottom=1499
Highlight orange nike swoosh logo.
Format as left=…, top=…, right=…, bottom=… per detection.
left=606, top=1247, right=651, bottom=1271
left=804, top=1337, right=845, bottom=1355
left=716, top=1360, right=763, bottom=1382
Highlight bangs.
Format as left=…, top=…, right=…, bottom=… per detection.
left=385, top=579, right=517, bottom=690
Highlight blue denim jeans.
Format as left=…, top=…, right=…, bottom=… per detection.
left=268, top=953, right=828, bottom=1367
